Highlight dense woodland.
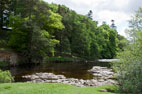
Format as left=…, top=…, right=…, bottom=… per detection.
left=0, top=0, right=127, bottom=64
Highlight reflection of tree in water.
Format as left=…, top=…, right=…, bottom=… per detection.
left=9, top=61, right=111, bottom=81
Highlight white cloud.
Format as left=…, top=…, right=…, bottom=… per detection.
left=44, top=0, right=142, bottom=37
left=96, top=10, right=130, bottom=23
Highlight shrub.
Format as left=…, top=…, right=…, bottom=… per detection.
left=113, top=48, right=142, bottom=93
left=113, top=8, right=142, bottom=94
left=0, top=70, right=14, bottom=83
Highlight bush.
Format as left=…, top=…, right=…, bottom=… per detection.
left=113, top=34, right=142, bottom=93
left=116, top=52, right=142, bottom=93
left=0, top=70, right=14, bottom=83
left=113, top=8, right=142, bottom=94
left=113, top=47, right=142, bottom=93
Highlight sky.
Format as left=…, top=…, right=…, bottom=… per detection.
left=44, top=0, right=142, bottom=37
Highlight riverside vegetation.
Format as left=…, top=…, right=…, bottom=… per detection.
left=113, top=8, right=142, bottom=94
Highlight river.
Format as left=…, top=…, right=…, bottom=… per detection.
left=3, top=61, right=112, bottom=82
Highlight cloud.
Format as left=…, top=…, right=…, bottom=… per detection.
left=44, top=0, right=142, bottom=37
left=96, top=10, right=130, bottom=24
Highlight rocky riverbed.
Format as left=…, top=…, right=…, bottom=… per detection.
left=22, top=66, right=117, bottom=87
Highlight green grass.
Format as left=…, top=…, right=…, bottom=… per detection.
left=0, top=83, right=118, bottom=94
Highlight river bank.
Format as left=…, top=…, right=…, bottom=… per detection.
left=0, top=50, right=118, bottom=68
left=0, top=83, right=118, bottom=94
left=0, top=51, right=117, bottom=87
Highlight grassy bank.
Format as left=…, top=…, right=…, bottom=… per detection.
left=0, top=83, right=118, bottom=94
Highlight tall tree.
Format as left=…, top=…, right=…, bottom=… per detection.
left=87, top=10, right=93, bottom=20
left=113, top=8, right=142, bottom=93
left=8, top=0, right=64, bottom=63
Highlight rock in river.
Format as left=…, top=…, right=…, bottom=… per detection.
left=23, top=66, right=117, bottom=87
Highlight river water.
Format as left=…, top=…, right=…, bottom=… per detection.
left=4, top=61, right=112, bottom=82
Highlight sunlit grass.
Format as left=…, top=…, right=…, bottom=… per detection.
left=0, top=83, right=118, bottom=94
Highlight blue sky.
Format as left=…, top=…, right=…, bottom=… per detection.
left=44, top=0, right=142, bottom=37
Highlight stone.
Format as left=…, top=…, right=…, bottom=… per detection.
left=22, top=66, right=117, bottom=87
left=30, top=75, right=39, bottom=80
left=98, top=79, right=104, bottom=82
left=58, top=75, right=66, bottom=79
left=79, top=79, right=85, bottom=84
left=100, top=89, right=107, bottom=92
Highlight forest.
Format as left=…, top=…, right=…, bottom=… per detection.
left=0, top=0, right=127, bottom=64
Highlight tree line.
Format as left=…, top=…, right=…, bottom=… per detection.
left=0, top=0, right=127, bottom=63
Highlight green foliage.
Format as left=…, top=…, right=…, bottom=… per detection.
left=48, top=3, right=59, bottom=12
left=113, top=8, right=142, bottom=94
left=8, top=16, right=28, bottom=51
left=46, top=56, right=73, bottom=62
left=55, top=5, right=119, bottom=59
left=0, top=62, right=9, bottom=67
left=39, top=10, right=64, bottom=32
left=1, top=0, right=122, bottom=63
left=114, top=42, right=142, bottom=93
left=8, top=17, right=60, bottom=63
left=117, top=34, right=128, bottom=52
left=7, top=0, right=63, bottom=63
left=0, top=40, right=8, bottom=48
left=0, top=83, right=118, bottom=94
left=96, top=24, right=118, bottom=59
left=0, top=70, right=13, bottom=83
left=71, top=22, right=91, bottom=57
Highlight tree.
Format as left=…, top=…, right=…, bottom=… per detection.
left=113, top=8, right=142, bottom=93
left=8, top=0, right=64, bottom=63
left=117, top=34, right=128, bottom=51
left=71, top=22, right=90, bottom=57
left=87, top=10, right=93, bottom=20
left=89, top=32, right=100, bottom=59
left=95, top=24, right=118, bottom=59
left=110, top=20, right=117, bottom=30
left=5, top=0, right=120, bottom=62
left=54, top=4, right=118, bottom=59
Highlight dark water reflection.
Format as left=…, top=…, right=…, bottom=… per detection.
left=7, top=62, right=111, bottom=82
